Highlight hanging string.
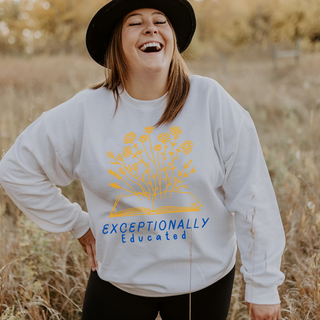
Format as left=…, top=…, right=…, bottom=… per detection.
left=189, top=220, right=193, bottom=320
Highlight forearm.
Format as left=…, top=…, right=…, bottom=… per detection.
left=223, top=114, right=285, bottom=304
left=0, top=114, right=89, bottom=238
left=0, top=154, right=89, bottom=237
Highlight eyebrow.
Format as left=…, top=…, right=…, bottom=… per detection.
left=125, top=12, right=165, bottom=21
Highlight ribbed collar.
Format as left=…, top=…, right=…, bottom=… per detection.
left=119, top=87, right=167, bottom=111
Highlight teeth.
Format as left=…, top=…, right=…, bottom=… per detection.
left=140, top=42, right=162, bottom=52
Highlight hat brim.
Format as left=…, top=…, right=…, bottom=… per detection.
left=86, top=0, right=196, bottom=66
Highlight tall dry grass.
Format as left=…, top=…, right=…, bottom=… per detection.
left=0, top=50, right=320, bottom=319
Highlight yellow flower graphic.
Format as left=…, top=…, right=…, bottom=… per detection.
left=158, top=133, right=171, bottom=144
left=109, top=183, right=121, bottom=189
left=154, top=144, right=162, bottom=151
left=145, top=126, right=154, bottom=134
left=139, top=135, right=148, bottom=143
left=123, top=146, right=132, bottom=158
left=170, top=126, right=182, bottom=136
left=181, top=141, right=193, bottom=155
left=107, top=169, right=122, bottom=180
left=107, top=126, right=202, bottom=218
left=124, top=132, right=136, bottom=144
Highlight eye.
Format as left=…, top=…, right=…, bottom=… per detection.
left=155, top=21, right=167, bottom=25
left=129, top=22, right=141, bottom=26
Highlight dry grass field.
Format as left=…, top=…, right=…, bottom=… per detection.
left=0, top=50, right=320, bottom=319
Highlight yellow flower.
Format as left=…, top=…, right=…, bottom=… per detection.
left=170, top=126, right=182, bottom=136
left=145, top=126, right=154, bottom=134
left=119, top=167, right=126, bottom=174
left=123, top=146, right=132, bottom=158
left=132, top=163, right=139, bottom=171
left=154, top=144, right=162, bottom=151
left=123, top=132, right=136, bottom=144
left=109, top=183, right=121, bottom=189
left=181, top=141, right=193, bottom=154
left=107, top=169, right=115, bottom=176
left=117, top=154, right=123, bottom=161
left=158, top=133, right=171, bottom=144
left=139, top=134, right=148, bottom=143
left=108, top=169, right=122, bottom=180
left=107, top=151, right=114, bottom=158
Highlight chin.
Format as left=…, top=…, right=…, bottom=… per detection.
left=143, top=61, right=170, bottom=73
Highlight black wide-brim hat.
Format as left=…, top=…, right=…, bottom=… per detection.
left=86, top=0, right=196, bottom=66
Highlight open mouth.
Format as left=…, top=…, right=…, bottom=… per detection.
left=139, top=42, right=163, bottom=53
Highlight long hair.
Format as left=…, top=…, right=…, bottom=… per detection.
left=91, top=16, right=191, bottom=127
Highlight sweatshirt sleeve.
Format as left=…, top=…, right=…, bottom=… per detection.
left=222, top=112, right=285, bottom=305
left=0, top=113, right=90, bottom=238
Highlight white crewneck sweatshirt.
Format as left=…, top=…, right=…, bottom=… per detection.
left=0, top=75, right=285, bottom=304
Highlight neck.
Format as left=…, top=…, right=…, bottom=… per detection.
left=125, top=71, right=168, bottom=100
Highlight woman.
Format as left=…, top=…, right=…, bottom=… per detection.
left=0, top=0, right=285, bottom=319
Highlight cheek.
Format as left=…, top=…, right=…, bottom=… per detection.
left=166, top=36, right=175, bottom=57
left=121, top=33, right=128, bottom=50
left=121, top=28, right=133, bottom=46
left=164, top=29, right=175, bottom=52
left=121, top=34, right=133, bottom=58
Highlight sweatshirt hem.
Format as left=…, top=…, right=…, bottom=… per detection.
left=99, top=258, right=236, bottom=298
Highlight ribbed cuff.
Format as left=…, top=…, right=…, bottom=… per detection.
left=245, top=284, right=281, bottom=305
left=70, top=210, right=90, bottom=238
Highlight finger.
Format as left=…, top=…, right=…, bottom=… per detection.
left=247, top=304, right=255, bottom=320
left=81, top=243, right=88, bottom=254
left=86, top=244, right=96, bottom=272
left=278, top=309, right=282, bottom=320
left=92, top=241, right=98, bottom=270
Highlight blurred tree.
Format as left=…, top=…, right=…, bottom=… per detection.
left=270, top=0, right=305, bottom=43
left=0, top=0, right=110, bottom=55
left=190, top=0, right=253, bottom=55
left=0, top=0, right=319, bottom=56
left=0, top=0, right=26, bottom=54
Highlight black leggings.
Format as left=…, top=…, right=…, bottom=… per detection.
left=82, top=266, right=235, bottom=320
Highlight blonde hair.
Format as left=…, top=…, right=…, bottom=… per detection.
left=91, top=16, right=191, bottom=127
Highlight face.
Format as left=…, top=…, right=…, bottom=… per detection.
left=121, top=8, right=175, bottom=78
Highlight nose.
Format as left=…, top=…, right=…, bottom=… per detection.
left=145, top=29, right=158, bottom=35
left=144, top=23, right=158, bottom=35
